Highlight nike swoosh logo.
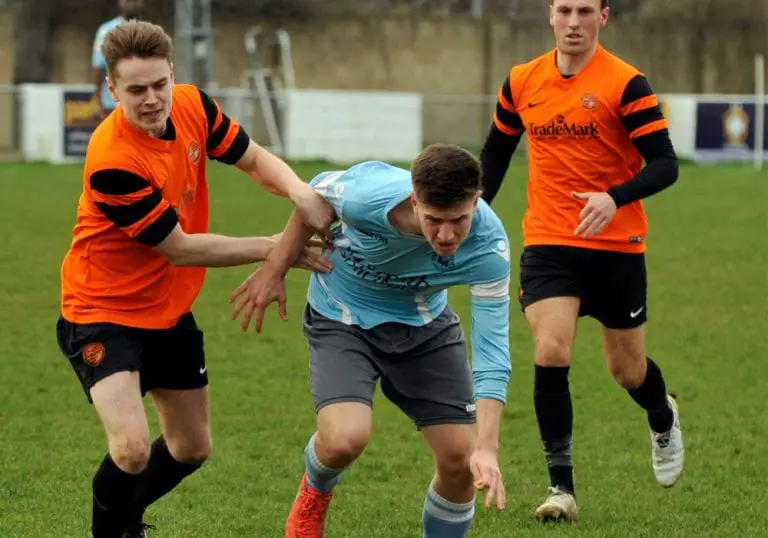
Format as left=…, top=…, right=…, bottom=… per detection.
left=630, top=307, right=645, bottom=318
left=199, top=365, right=207, bottom=374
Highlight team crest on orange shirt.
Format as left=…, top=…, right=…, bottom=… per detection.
left=82, top=343, right=105, bottom=367
left=188, top=141, right=202, bottom=164
left=581, top=93, right=598, bottom=110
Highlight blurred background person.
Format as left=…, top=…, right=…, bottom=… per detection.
left=91, top=0, right=144, bottom=119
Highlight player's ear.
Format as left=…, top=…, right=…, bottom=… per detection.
left=600, top=5, right=609, bottom=26
left=169, top=62, right=175, bottom=83
left=106, top=76, right=119, bottom=103
left=409, top=192, right=417, bottom=207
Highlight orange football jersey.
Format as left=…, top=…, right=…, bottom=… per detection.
left=61, top=83, right=248, bottom=329
left=494, top=46, right=668, bottom=253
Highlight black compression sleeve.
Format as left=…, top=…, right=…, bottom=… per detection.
left=607, top=130, right=679, bottom=207
left=480, top=124, right=522, bottom=205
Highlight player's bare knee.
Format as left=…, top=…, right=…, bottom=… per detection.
left=316, top=426, right=370, bottom=466
left=315, top=402, right=372, bottom=465
left=435, top=448, right=473, bottom=490
left=607, top=354, right=646, bottom=390
left=167, top=433, right=213, bottom=465
left=319, top=432, right=369, bottom=465
left=603, top=326, right=646, bottom=389
left=109, top=435, right=151, bottom=474
left=534, top=336, right=572, bottom=367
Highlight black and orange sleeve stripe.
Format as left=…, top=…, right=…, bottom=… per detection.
left=89, top=169, right=178, bottom=246
left=197, top=89, right=250, bottom=165
left=493, top=76, right=524, bottom=137
left=619, top=75, right=668, bottom=139
left=480, top=74, right=524, bottom=205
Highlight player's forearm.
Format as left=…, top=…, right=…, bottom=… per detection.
left=469, top=294, right=511, bottom=437
left=242, top=143, right=310, bottom=201
left=608, top=131, right=679, bottom=207
left=264, top=210, right=315, bottom=277
left=475, top=398, right=504, bottom=453
left=608, top=158, right=678, bottom=207
left=480, top=124, right=520, bottom=204
left=172, top=234, right=273, bottom=267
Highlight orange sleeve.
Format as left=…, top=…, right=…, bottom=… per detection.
left=88, top=168, right=178, bottom=246
left=493, top=72, right=525, bottom=137
left=196, top=88, right=250, bottom=164
left=619, top=74, right=668, bottom=139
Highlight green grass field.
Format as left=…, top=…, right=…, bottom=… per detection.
left=0, top=160, right=766, bottom=537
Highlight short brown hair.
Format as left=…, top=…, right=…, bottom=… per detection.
left=550, top=0, right=608, bottom=7
left=102, top=20, right=173, bottom=79
left=411, top=144, right=482, bottom=209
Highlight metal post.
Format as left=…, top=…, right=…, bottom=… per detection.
left=174, top=0, right=192, bottom=84
left=754, top=54, right=765, bottom=172
left=174, top=0, right=213, bottom=89
left=193, top=0, right=213, bottom=90
left=470, top=0, right=484, bottom=19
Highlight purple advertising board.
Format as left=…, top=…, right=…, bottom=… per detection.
left=694, top=101, right=767, bottom=163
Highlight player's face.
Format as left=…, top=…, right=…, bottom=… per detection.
left=550, top=0, right=608, bottom=55
left=119, top=0, right=144, bottom=19
left=412, top=193, right=479, bottom=257
left=109, top=57, right=174, bottom=137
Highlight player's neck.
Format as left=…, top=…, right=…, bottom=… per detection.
left=555, top=41, right=599, bottom=76
left=147, top=126, right=167, bottom=138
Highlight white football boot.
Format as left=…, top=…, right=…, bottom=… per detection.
left=535, top=486, right=579, bottom=523
left=651, top=394, right=685, bottom=487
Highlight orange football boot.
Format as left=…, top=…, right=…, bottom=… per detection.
left=285, top=473, right=334, bottom=537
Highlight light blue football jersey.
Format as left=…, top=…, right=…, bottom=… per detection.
left=92, top=16, right=126, bottom=110
left=307, top=161, right=511, bottom=402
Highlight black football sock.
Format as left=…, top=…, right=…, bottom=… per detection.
left=127, top=436, right=203, bottom=529
left=92, top=454, right=144, bottom=538
left=534, top=365, right=575, bottom=495
left=627, top=357, right=674, bottom=434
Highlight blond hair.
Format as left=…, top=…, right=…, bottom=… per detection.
left=102, top=20, right=173, bottom=79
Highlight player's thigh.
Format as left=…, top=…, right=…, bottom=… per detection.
left=377, top=309, right=476, bottom=429
left=586, top=251, right=648, bottom=330
left=90, top=370, right=151, bottom=473
left=303, top=305, right=379, bottom=416
left=56, top=316, right=151, bottom=470
left=421, top=422, right=475, bottom=478
left=602, top=324, right=647, bottom=388
left=151, top=387, right=212, bottom=464
left=524, top=297, right=580, bottom=366
left=141, top=313, right=211, bottom=462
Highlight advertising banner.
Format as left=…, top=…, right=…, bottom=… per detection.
left=694, top=101, right=767, bottom=162
left=63, top=90, right=101, bottom=157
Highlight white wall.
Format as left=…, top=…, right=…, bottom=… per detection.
left=15, top=83, right=767, bottom=166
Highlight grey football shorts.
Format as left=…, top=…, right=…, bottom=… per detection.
left=303, top=304, right=477, bottom=427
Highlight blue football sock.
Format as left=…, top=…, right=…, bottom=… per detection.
left=421, top=485, right=475, bottom=538
left=304, top=432, right=345, bottom=494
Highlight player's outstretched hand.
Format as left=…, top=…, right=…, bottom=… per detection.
left=291, top=187, right=336, bottom=240
left=269, top=233, right=333, bottom=273
left=572, top=191, right=618, bottom=238
left=229, top=267, right=288, bottom=333
left=470, top=448, right=506, bottom=511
